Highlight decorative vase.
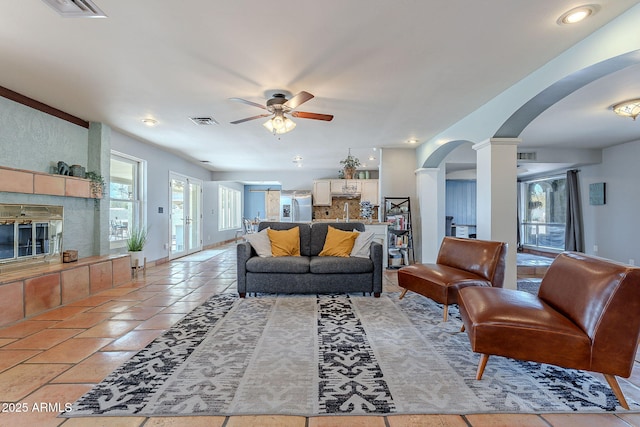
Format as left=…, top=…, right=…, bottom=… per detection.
left=343, top=167, right=356, bottom=179
left=129, top=250, right=145, bottom=269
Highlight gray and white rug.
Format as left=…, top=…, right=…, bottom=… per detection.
left=63, top=292, right=637, bottom=417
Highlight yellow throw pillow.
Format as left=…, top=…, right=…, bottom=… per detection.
left=319, top=226, right=359, bottom=257
left=267, top=227, right=301, bottom=257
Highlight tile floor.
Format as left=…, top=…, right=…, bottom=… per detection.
left=1, top=245, right=639, bottom=427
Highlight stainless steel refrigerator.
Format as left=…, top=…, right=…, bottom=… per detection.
left=280, top=191, right=312, bottom=222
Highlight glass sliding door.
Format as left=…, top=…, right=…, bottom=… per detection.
left=170, top=173, right=202, bottom=259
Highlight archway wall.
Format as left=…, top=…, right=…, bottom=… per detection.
left=417, top=4, right=640, bottom=169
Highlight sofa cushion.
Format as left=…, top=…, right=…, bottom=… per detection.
left=319, top=226, right=358, bottom=257
left=351, top=230, right=375, bottom=258
left=244, top=228, right=272, bottom=257
left=268, top=227, right=301, bottom=256
left=246, top=256, right=311, bottom=274
left=310, top=222, right=366, bottom=256
left=258, top=222, right=311, bottom=256
left=310, top=255, right=373, bottom=274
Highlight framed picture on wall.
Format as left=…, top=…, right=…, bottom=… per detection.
left=589, top=182, right=606, bottom=205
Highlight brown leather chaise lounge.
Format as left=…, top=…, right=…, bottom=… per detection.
left=458, top=252, right=640, bottom=409
left=397, top=236, right=507, bottom=321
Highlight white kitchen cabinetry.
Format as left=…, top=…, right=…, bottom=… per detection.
left=330, top=179, right=361, bottom=194
left=312, top=180, right=332, bottom=206
left=360, top=179, right=379, bottom=206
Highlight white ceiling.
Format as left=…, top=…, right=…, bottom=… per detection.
left=1, top=1, right=640, bottom=174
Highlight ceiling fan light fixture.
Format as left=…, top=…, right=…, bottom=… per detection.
left=263, top=112, right=296, bottom=134
left=612, top=99, right=640, bottom=120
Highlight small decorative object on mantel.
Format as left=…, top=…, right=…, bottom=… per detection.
left=57, top=161, right=70, bottom=176
left=360, top=200, right=374, bottom=223
left=70, top=164, right=86, bottom=178
left=63, top=250, right=78, bottom=263
left=339, top=148, right=361, bottom=179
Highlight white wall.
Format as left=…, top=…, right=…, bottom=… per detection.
left=203, top=180, right=245, bottom=246
left=110, top=132, right=213, bottom=262
left=580, top=139, right=640, bottom=265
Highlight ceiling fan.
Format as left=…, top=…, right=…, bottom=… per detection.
left=229, top=91, right=333, bottom=134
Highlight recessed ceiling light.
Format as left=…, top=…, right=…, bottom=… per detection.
left=406, top=139, right=418, bottom=144
left=142, top=118, right=157, bottom=126
left=557, top=5, right=598, bottom=25
left=293, top=156, right=303, bottom=162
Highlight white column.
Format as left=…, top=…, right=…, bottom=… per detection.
left=473, top=138, right=520, bottom=290
left=415, top=167, right=445, bottom=263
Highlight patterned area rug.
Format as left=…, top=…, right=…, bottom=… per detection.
left=64, top=293, right=637, bottom=417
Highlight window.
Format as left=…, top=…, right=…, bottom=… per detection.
left=219, top=185, right=241, bottom=231
left=109, top=152, right=145, bottom=248
left=520, top=175, right=566, bottom=251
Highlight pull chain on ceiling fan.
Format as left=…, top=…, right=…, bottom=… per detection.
left=229, top=91, right=333, bottom=135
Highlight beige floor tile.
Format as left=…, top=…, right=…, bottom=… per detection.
left=540, top=413, right=631, bottom=427
left=101, top=329, right=165, bottom=351
left=66, top=295, right=114, bottom=307
left=308, top=415, right=386, bottom=427
left=26, top=338, right=113, bottom=364
left=464, top=413, right=548, bottom=426
left=87, top=301, right=138, bottom=313
left=0, top=348, right=42, bottom=372
left=0, top=320, right=60, bottom=338
left=52, top=350, right=136, bottom=383
left=30, top=306, right=89, bottom=321
left=110, top=306, right=165, bottom=320
left=95, top=287, right=136, bottom=297
left=136, top=295, right=184, bottom=307
left=618, top=413, right=640, bottom=426
left=51, top=312, right=115, bottom=329
left=160, top=300, right=205, bottom=314
left=135, top=313, right=186, bottom=329
left=61, top=416, right=147, bottom=426
left=0, top=363, right=72, bottom=401
left=0, top=337, right=17, bottom=346
left=75, top=320, right=141, bottom=338
left=4, top=328, right=83, bottom=350
left=143, top=416, right=226, bottom=427
left=387, top=414, right=469, bottom=427
left=226, top=415, right=306, bottom=427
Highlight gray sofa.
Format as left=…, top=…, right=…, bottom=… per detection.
left=237, top=221, right=383, bottom=297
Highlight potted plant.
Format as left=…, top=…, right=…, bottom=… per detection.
left=85, top=171, right=105, bottom=198
left=339, top=150, right=361, bottom=179
left=126, top=227, right=147, bottom=268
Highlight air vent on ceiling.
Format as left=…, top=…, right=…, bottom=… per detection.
left=41, top=0, right=107, bottom=18
left=517, top=152, right=537, bottom=161
left=190, top=117, right=219, bottom=126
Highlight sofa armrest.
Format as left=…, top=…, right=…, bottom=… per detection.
left=236, top=242, right=252, bottom=297
left=370, top=241, right=383, bottom=295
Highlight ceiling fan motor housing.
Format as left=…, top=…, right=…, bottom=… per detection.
left=266, top=94, right=288, bottom=112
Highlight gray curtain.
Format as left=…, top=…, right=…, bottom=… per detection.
left=565, top=169, right=584, bottom=252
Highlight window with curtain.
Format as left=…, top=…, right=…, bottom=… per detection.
left=109, top=152, right=145, bottom=248
left=520, top=175, right=566, bottom=251
left=219, top=185, right=241, bottom=231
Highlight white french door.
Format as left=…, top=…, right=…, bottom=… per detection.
left=169, top=173, right=202, bottom=259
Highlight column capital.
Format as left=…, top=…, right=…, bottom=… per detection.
left=473, top=137, right=522, bottom=151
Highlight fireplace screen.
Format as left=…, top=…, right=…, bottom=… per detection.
left=0, top=205, right=63, bottom=264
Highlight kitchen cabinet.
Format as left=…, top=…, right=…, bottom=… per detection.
left=360, top=179, right=379, bottom=206
left=312, top=180, right=332, bottom=206
left=330, top=179, right=361, bottom=195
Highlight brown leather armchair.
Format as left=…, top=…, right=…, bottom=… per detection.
left=398, top=237, right=507, bottom=321
left=458, top=252, right=640, bottom=409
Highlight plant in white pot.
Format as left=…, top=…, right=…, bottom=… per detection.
left=126, top=227, right=147, bottom=269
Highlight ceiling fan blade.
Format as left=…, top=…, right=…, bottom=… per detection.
left=230, top=113, right=272, bottom=124
left=229, top=97, right=268, bottom=110
left=284, top=91, right=314, bottom=110
left=291, top=111, right=334, bottom=121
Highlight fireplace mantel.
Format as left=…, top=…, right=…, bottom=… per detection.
left=0, top=165, right=101, bottom=199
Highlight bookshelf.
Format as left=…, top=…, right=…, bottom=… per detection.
left=384, top=196, right=414, bottom=268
